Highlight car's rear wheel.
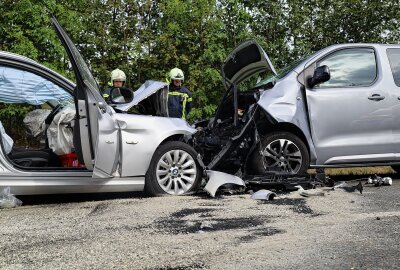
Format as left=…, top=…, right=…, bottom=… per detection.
left=145, top=141, right=202, bottom=196
left=249, top=132, right=309, bottom=175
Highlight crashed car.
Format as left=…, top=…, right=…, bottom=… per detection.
left=193, top=40, right=400, bottom=175
left=0, top=18, right=202, bottom=196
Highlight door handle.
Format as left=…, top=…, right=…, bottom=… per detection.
left=126, top=140, right=138, bottom=144
left=368, top=94, right=385, bottom=101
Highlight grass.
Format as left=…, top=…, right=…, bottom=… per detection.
left=308, top=166, right=396, bottom=176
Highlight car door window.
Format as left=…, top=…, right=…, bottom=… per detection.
left=316, top=48, right=377, bottom=88
left=386, top=48, right=400, bottom=87
left=0, top=65, right=73, bottom=105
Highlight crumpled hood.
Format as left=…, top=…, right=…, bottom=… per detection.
left=113, top=80, right=168, bottom=112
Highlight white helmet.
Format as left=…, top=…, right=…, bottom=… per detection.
left=169, top=67, right=184, bottom=81
left=111, top=69, right=126, bottom=82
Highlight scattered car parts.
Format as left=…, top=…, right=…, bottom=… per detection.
left=334, top=181, right=363, bottom=194
left=204, top=170, right=246, bottom=197
left=367, top=175, right=393, bottom=186
left=250, top=189, right=277, bottom=201
left=294, top=185, right=325, bottom=197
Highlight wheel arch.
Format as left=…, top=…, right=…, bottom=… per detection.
left=268, top=123, right=310, bottom=154
left=159, top=134, right=185, bottom=145
left=256, top=106, right=317, bottom=164
left=255, top=111, right=311, bottom=156
left=248, top=118, right=311, bottom=174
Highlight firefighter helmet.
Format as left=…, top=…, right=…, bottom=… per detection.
left=169, top=68, right=184, bottom=81
left=111, top=69, right=126, bottom=82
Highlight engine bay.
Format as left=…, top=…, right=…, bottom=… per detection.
left=192, top=87, right=263, bottom=174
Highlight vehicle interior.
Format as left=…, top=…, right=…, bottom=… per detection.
left=0, top=76, right=171, bottom=171
left=0, top=64, right=89, bottom=170
left=0, top=100, right=88, bottom=170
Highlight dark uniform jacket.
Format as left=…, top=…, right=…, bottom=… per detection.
left=103, top=86, right=113, bottom=103
left=103, top=86, right=132, bottom=103
left=168, top=84, right=193, bottom=120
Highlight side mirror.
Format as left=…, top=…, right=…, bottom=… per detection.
left=110, top=87, right=134, bottom=104
left=308, top=65, right=330, bottom=88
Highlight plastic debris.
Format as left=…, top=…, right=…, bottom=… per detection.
left=294, top=185, right=325, bottom=197
left=200, top=221, right=213, bottom=230
left=250, top=189, right=277, bottom=201
left=0, top=187, right=22, bottom=208
left=367, top=175, right=392, bottom=186
left=334, top=181, right=363, bottom=194
left=243, top=172, right=331, bottom=191
left=204, top=170, right=245, bottom=197
left=197, top=221, right=214, bottom=233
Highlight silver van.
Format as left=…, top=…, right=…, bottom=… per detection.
left=194, top=40, right=400, bottom=175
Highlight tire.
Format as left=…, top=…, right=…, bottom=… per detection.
left=145, top=141, right=202, bottom=196
left=249, top=132, right=309, bottom=175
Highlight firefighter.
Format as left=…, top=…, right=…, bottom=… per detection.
left=167, top=68, right=192, bottom=120
left=103, top=69, right=127, bottom=103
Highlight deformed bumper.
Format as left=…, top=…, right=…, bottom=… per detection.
left=204, top=170, right=246, bottom=197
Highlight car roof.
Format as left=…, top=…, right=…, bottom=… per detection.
left=291, top=43, right=400, bottom=73
left=324, top=43, right=400, bottom=49
left=0, top=50, right=40, bottom=64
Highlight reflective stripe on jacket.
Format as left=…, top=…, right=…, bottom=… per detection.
left=167, top=85, right=192, bottom=120
left=103, top=87, right=113, bottom=102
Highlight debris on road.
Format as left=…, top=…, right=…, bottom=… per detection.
left=243, top=172, right=331, bottom=191
left=294, top=185, right=325, bottom=197
left=250, top=189, right=277, bottom=201
left=367, top=175, right=392, bottom=186
left=204, top=170, right=245, bottom=197
left=0, top=187, right=22, bottom=208
left=197, top=221, right=214, bottom=233
left=334, top=181, right=363, bottom=194
left=202, top=170, right=393, bottom=200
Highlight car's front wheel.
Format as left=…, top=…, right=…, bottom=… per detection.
left=145, top=141, right=202, bottom=196
left=249, top=132, right=309, bottom=175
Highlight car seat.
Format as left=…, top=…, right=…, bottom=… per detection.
left=8, top=148, right=50, bottom=167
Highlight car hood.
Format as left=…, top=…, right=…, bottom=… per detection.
left=113, top=80, right=167, bottom=111
left=221, top=40, right=277, bottom=90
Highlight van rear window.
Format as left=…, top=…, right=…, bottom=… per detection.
left=387, top=48, right=400, bottom=87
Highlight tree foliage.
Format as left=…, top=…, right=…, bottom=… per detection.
left=1, top=0, right=400, bottom=124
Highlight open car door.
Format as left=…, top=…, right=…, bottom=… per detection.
left=52, top=17, right=119, bottom=178
left=221, top=40, right=277, bottom=90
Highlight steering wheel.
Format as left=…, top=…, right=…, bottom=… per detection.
left=44, top=104, right=63, bottom=125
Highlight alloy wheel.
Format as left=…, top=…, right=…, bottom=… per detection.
left=260, top=138, right=303, bottom=174
left=156, top=149, right=198, bottom=195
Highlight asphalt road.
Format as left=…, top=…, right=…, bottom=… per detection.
left=0, top=174, right=399, bottom=269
